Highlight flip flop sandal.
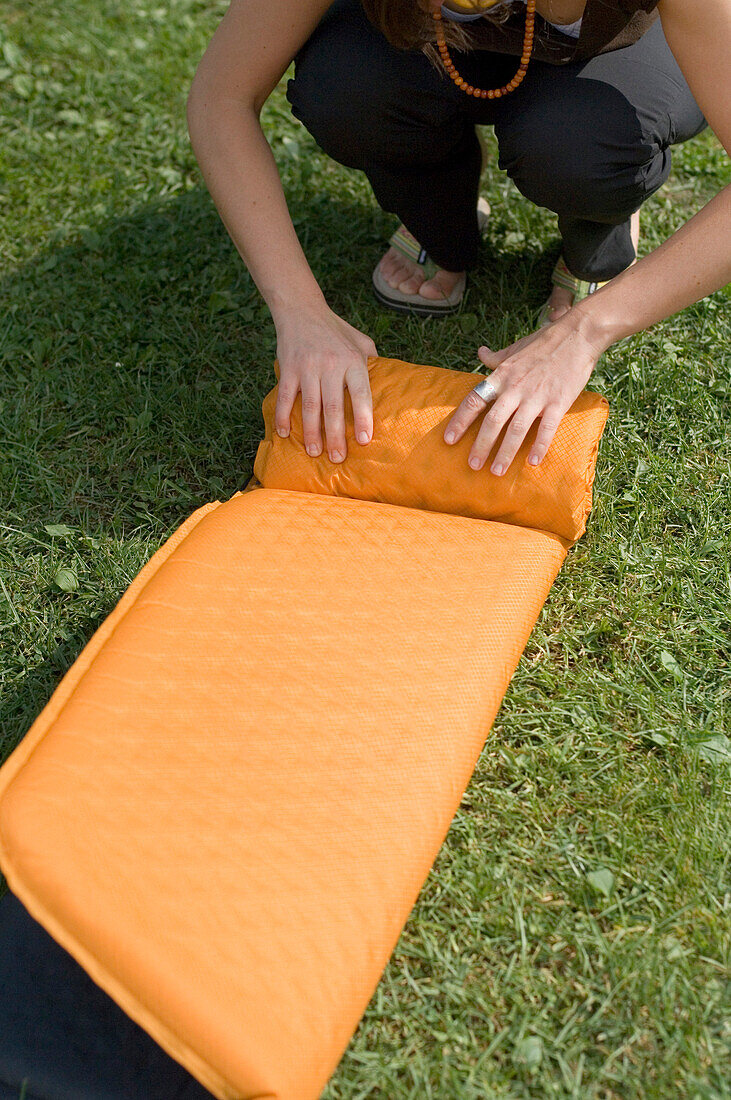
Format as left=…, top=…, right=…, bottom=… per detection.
left=536, top=255, right=612, bottom=328
left=372, top=197, right=490, bottom=319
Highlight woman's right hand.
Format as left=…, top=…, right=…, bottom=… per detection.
left=188, top=0, right=374, bottom=466
left=272, top=304, right=377, bottom=464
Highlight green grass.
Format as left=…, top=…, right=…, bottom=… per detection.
left=1, top=2, right=729, bottom=1097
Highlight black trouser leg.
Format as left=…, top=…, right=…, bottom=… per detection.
left=286, top=0, right=496, bottom=272
left=286, top=0, right=705, bottom=282
left=0, top=891, right=213, bottom=1100
left=488, top=18, right=706, bottom=279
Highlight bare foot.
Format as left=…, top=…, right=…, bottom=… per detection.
left=546, top=210, right=641, bottom=323
left=378, top=247, right=464, bottom=302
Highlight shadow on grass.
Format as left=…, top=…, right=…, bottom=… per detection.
left=3, top=188, right=276, bottom=525
left=0, top=184, right=549, bottom=756
left=1, top=183, right=550, bottom=527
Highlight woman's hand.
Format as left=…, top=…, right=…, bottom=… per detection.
left=273, top=303, right=377, bottom=463
left=443, top=311, right=608, bottom=475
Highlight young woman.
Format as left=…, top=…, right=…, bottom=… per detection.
left=186, top=0, right=730, bottom=477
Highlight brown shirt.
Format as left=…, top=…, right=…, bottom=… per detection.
left=468, top=0, right=660, bottom=64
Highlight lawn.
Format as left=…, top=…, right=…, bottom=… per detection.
left=0, top=1, right=729, bottom=1098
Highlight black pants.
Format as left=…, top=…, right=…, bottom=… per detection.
left=0, top=891, right=213, bottom=1099
left=286, top=0, right=706, bottom=280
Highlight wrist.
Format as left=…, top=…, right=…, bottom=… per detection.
left=268, top=285, right=329, bottom=326
left=571, top=291, right=633, bottom=353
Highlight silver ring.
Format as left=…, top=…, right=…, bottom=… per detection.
left=471, top=376, right=498, bottom=403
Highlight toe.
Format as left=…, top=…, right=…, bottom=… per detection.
left=379, top=249, right=399, bottom=280
left=418, top=279, right=446, bottom=301
left=398, top=271, right=426, bottom=294
left=381, top=253, right=422, bottom=291
left=378, top=246, right=463, bottom=300
left=419, top=272, right=462, bottom=301
left=546, top=286, right=574, bottom=321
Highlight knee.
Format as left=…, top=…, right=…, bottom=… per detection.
left=496, top=104, right=667, bottom=221
left=285, top=0, right=459, bottom=170
left=285, top=3, right=398, bottom=168
left=286, top=55, right=370, bottom=168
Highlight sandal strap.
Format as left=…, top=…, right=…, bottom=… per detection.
left=551, top=256, right=609, bottom=302
left=388, top=224, right=439, bottom=280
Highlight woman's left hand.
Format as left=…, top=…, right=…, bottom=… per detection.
left=443, top=312, right=609, bottom=475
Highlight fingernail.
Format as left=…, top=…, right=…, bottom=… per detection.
left=492, top=463, right=504, bottom=476
left=276, top=426, right=289, bottom=438
left=469, top=455, right=482, bottom=470
left=358, top=431, right=369, bottom=444
left=528, top=453, right=540, bottom=466
left=330, top=450, right=344, bottom=463
left=307, top=444, right=320, bottom=457
left=444, top=431, right=455, bottom=444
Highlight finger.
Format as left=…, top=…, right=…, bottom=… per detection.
left=274, top=373, right=299, bottom=438
left=443, top=375, right=505, bottom=444
left=490, top=401, right=543, bottom=476
left=478, top=328, right=544, bottom=368
left=526, top=404, right=566, bottom=467
left=478, top=345, right=510, bottom=369
left=467, top=391, right=521, bottom=471
left=321, top=373, right=347, bottom=463
left=345, top=364, right=374, bottom=445
left=300, top=378, right=323, bottom=457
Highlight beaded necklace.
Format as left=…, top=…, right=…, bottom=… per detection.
left=433, top=0, right=536, bottom=99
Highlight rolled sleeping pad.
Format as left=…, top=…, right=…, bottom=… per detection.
left=0, top=356, right=608, bottom=1099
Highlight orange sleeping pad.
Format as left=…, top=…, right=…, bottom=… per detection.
left=0, top=357, right=608, bottom=1100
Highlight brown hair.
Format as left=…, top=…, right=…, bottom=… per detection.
left=360, top=0, right=509, bottom=51
left=360, top=0, right=435, bottom=50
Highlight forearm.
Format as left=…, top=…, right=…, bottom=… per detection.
left=577, top=182, right=731, bottom=350
left=187, top=89, right=326, bottom=322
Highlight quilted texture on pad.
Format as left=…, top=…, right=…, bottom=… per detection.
left=0, top=488, right=567, bottom=1100
left=255, top=356, right=609, bottom=545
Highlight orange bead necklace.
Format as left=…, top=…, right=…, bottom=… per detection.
left=433, top=0, right=536, bottom=99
